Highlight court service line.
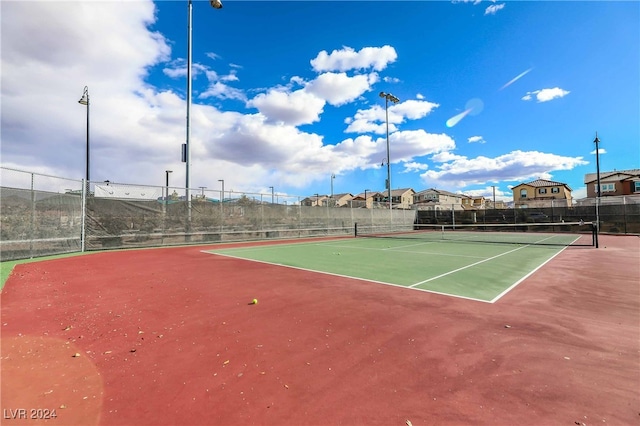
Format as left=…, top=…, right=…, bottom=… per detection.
left=382, top=240, right=439, bottom=250
left=207, top=251, right=492, bottom=303
left=409, top=242, right=542, bottom=288
left=315, top=242, right=486, bottom=259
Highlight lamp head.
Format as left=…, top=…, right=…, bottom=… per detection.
left=210, top=0, right=223, bottom=9
left=379, top=92, right=386, bottom=98
left=78, top=86, right=89, bottom=105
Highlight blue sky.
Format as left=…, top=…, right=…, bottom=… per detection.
left=1, top=0, right=638, bottom=202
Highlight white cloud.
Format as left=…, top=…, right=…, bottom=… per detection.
left=332, top=130, right=456, bottom=171
left=468, top=135, right=485, bottom=144
left=522, top=87, right=570, bottom=102
left=345, top=105, right=390, bottom=134
left=420, top=150, right=587, bottom=188
left=345, top=99, right=439, bottom=134
left=460, top=186, right=510, bottom=201
left=452, top=0, right=482, bottom=4
left=247, top=89, right=326, bottom=126
left=199, top=82, right=246, bottom=101
left=572, top=187, right=587, bottom=200
left=0, top=1, right=596, bottom=200
left=306, top=72, right=378, bottom=106
left=590, top=148, right=607, bottom=155
left=310, top=45, right=397, bottom=72
left=485, top=4, right=505, bottom=15
left=402, top=162, right=430, bottom=173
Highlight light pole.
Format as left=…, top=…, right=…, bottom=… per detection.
left=330, top=173, right=335, bottom=204
left=218, top=179, right=224, bottom=232
left=491, top=185, right=496, bottom=209
left=165, top=170, right=173, bottom=207
left=78, top=86, right=90, bottom=191
left=594, top=132, right=602, bottom=234
left=269, top=186, right=274, bottom=204
left=379, top=91, right=399, bottom=212
left=364, top=189, right=369, bottom=209
left=184, top=0, right=222, bottom=219
left=218, top=179, right=224, bottom=202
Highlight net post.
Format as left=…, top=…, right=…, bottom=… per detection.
left=354, top=222, right=358, bottom=238
left=593, top=222, right=599, bottom=248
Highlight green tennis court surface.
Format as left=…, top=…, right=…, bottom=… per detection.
left=206, top=231, right=589, bottom=303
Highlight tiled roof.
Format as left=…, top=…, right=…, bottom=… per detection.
left=524, top=179, right=566, bottom=187
left=414, top=188, right=461, bottom=197
left=584, top=169, right=640, bottom=183
left=390, top=188, right=415, bottom=196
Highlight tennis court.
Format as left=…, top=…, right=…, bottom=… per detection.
left=1, top=232, right=638, bottom=425
left=207, top=222, right=596, bottom=302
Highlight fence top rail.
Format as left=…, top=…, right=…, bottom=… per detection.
left=1, top=166, right=83, bottom=182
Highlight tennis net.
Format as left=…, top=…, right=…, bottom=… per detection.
left=354, top=221, right=597, bottom=246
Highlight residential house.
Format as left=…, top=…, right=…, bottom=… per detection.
left=511, top=179, right=572, bottom=208
left=301, top=195, right=328, bottom=207
left=326, top=193, right=353, bottom=207
left=352, top=191, right=384, bottom=208
left=584, top=169, right=640, bottom=198
left=389, top=188, right=415, bottom=209
left=461, top=194, right=487, bottom=210
left=413, top=188, right=465, bottom=211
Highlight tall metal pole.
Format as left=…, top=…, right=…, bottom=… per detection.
left=78, top=87, right=90, bottom=252
left=78, top=86, right=90, bottom=190
left=185, top=0, right=193, bottom=223
left=384, top=96, right=391, bottom=211
left=218, top=179, right=224, bottom=232
left=184, top=0, right=222, bottom=226
left=218, top=179, right=225, bottom=202
left=491, top=185, right=496, bottom=209
left=270, top=186, right=274, bottom=204
left=594, top=132, right=601, bottom=234
left=379, top=92, right=399, bottom=213
left=330, top=173, right=335, bottom=203
left=165, top=170, right=172, bottom=208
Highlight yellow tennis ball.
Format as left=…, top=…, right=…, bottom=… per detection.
left=252, top=298, right=258, bottom=304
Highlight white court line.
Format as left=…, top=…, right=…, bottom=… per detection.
left=206, top=251, right=492, bottom=303
left=408, top=234, right=560, bottom=288
left=315, top=242, right=486, bottom=259
left=203, top=233, right=575, bottom=304
left=210, top=240, right=486, bottom=260
left=489, top=236, right=580, bottom=303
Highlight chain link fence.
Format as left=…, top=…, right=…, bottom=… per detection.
left=2, top=166, right=638, bottom=261
left=415, top=197, right=640, bottom=234
left=1, top=167, right=84, bottom=260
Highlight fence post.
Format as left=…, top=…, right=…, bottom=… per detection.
left=30, top=173, right=35, bottom=258
left=452, top=204, right=455, bottom=229
left=623, top=196, right=628, bottom=234
left=81, top=178, right=87, bottom=252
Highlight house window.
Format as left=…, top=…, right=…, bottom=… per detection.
left=634, top=182, right=640, bottom=193
left=539, top=188, right=547, bottom=194
left=595, top=183, right=615, bottom=192
left=551, top=187, right=560, bottom=194
left=520, top=189, right=527, bottom=198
